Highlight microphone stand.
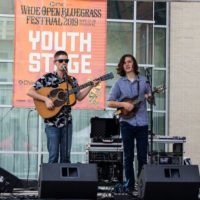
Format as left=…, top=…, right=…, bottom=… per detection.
left=145, top=67, right=154, bottom=164
left=63, top=66, right=70, bottom=163
left=63, top=67, right=69, bottom=106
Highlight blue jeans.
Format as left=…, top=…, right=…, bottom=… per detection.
left=45, top=122, right=72, bottom=163
left=120, top=122, right=148, bottom=189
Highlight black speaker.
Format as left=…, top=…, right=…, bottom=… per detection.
left=138, top=164, right=200, bottom=200
left=0, top=167, right=22, bottom=193
left=38, top=163, right=98, bottom=199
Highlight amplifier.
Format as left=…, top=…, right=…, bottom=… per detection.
left=90, top=117, right=120, bottom=142
left=86, top=144, right=123, bottom=184
left=89, top=142, right=123, bottom=148
left=89, top=151, right=123, bottom=162
left=151, top=152, right=183, bottom=165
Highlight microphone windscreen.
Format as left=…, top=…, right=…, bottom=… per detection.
left=63, top=65, right=67, bottom=72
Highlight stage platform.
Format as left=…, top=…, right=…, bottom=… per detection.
left=0, top=183, right=139, bottom=200
left=1, top=185, right=200, bottom=200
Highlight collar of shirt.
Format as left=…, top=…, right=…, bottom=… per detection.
left=122, top=75, right=140, bottom=82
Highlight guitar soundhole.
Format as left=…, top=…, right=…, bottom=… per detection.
left=49, top=88, right=62, bottom=97
left=58, top=91, right=66, bottom=100
left=54, top=99, right=64, bottom=107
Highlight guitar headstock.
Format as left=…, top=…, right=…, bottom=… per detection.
left=153, top=85, right=166, bottom=94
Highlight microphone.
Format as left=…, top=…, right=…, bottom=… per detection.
left=62, top=65, right=68, bottom=72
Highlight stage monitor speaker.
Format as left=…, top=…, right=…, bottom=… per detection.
left=38, top=163, right=98, bottom=199
left=138, top=164, right=200, bottom=200
left=0, top=167, right=22, bottom=193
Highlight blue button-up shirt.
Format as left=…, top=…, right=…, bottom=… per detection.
left=108, top=75, right=151, bottom=126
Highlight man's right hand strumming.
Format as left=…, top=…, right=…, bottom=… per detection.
left=122, top=101, right=134, bottom=112
left=45, top=97, right=54, bottom=110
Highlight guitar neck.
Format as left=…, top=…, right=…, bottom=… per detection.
left=68, top=80, right=94, bottom=95
left=79, top=81, right=94, bottom=90
left=134, top=99, right=143, bottom=104
left=68, top=73, right=113, bottom=95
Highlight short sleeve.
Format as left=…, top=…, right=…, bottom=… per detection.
left=107, top=81, right=121, bottom=101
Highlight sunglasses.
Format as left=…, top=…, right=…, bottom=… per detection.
left=56, top=59, right=69, bottom=63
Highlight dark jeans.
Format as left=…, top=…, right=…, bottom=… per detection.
left=45, top=123, right=72, bottom=163
left=120, top=122, right=148, bottom=189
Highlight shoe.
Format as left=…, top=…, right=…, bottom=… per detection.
left=126, top=186, right=139, bottom=198
left=127, top=191, right=138, bottom=199
left=134, top=184, right=138, bottom=191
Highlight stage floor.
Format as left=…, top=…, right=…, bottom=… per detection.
left=0, top=183, right=199, bottom=200
left=0, top=187, right=139, bottom=200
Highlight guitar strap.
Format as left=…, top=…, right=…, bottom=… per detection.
left=136, top=75, right=140, bottom=98
left=64, top=75, right=73, bottom=85
left=54, top=71, right=73, bottom=85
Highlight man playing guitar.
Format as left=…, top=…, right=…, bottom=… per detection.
left=27, top=50, right=99, bottom=163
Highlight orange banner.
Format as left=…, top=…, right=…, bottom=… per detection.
left=13, top=0, right=107, bottom=109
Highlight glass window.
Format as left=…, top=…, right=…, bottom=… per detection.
left=0, top=85, right=12, bottom=104
left=151, top=143, right=165, bottom=156
left=136, top=23, right=153, bottom=64
left=106, top=65, right=120, bottom=100
left=107, top=22, right=133, bottom=63
left=41, top=154, right=48, bottom=163
left=148, top=112, right=165, bottom=135
left=0, top=154, right=38, bottom=179
left=137, top=2, right=153, bottom=21
left=106, top=65, right=119, bottom=87
left=0, top=17, right=14, bottom=59
left=144, top=69, right=166, bottom=111
left=155, top=2, right=166, bottom=25
left=0, top=62, right=13, bottom=82
left=139, top=66, right=152, bottom=77
left=0, top=40, right=14, bottom=60
left=153, top=70, right=166, bottom=111
left=153, top=112, right=165, bottom=135
left=0, top=0, right=14, bottom=14
left=41, top=122, right=47, bottom=152
left=0, top=19, right=14, bottom=40
left=107, top=0, right=134, bottom=19
left=0, top=108, right=39, bottom=151
left=154, top=28, right=166, bottom=68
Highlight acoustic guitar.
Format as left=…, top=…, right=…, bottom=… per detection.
left=113, top=85, right=166, bottom=119
left=34, top=72, right=114, bottom=119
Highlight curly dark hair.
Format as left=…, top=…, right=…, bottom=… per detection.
left=116, top=54, right=139, bottom=77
